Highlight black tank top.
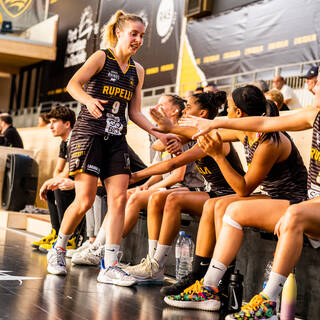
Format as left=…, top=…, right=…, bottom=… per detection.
left=195, top=143, right=244, bottom=194
left=308, top=111, right=320, bottom=199
left=244, top=133, right=307, bottom=202
left=73, top=49, right=139, bottom=136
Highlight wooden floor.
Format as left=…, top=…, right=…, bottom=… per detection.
left=0, top=227, right=226, bottom=320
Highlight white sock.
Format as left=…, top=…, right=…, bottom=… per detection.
left=153, top=244, right=171, bottom=268
left=55, top=231, right=71, bottom=250
left=203, top=259, right=227, bottom=288
left=93, top=228, right=106, bottom=247
left=148, top=239, right=158, bottom=259
left=104, top=244, right=120, bottom=267
left=262, top=271, right=287, bottom=301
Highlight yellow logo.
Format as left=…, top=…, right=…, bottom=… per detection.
left=0, top=0, right=32, bottom=18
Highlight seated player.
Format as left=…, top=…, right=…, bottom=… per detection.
left=126, top=91, right=244, bottom=284
left=177, top=83, right=320, bottom=319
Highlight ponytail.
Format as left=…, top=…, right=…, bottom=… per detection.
left=101, top=10, right=146, bottom=48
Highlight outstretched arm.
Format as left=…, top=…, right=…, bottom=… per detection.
left=180, top=108, right=317, bottom=139
left=150, top=107, right=241, bottom=142
left=130, top=145, right=205, bottom=184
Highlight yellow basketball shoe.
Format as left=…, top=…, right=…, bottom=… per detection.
left=31, top=229, right=57, bottom=250
left=39, top=236, right=77, bottom=253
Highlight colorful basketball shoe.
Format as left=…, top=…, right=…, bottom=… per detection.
left=31, top=228, right=56, bottom=250
left=164, top=279, right=221, bottom=311
left=225, top=292, right=277, bottom=320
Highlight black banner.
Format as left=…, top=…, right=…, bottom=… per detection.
left=99, top=0, right=184, bottom=89
left=39, top=0, right=99, bottom=102
left=0, top=0, right=46, bottom=30
left=187, top=0, right=320, bottom=80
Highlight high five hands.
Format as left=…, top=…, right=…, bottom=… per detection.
left=178, top=115, right=217, bottom=139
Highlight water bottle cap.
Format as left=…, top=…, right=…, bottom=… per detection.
left=179, top=231, right=186, bottom=236
left=229, top=270, right=244, bottom=282
left=186, top=235, right=191, bottom=238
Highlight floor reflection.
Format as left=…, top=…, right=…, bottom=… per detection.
left=0, top=228, right=228, bottom=320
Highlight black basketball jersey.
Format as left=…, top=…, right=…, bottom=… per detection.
left=195, top=142, right=244, bottom=194
left=73, top=49, right=139, bottom=136
left=244, top=133, right=307, bottom=202
left=308, top=111, right=320, bottom=199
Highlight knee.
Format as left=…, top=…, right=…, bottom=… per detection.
left=149, top=191, right=166, bottom=207
left=214, top=198, right=228, bottom=221
left=281, top=205, right=304, bottom=233
left=223, top=202, right=244, bottom=230
left=75, top=196, right=95, bottom=215
left=110, top=192, right=127, bottom=208
left=202, top=198, right=217, bottom=221
left=165, top=192, right=184, bottom=211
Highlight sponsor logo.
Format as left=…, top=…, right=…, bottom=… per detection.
left=64, top=6, right=98, bottom=68
left=108, top=70, right=120, bottom=82
left=211, top=265, right=224, bottom=272
left=87, top=164, right=100, bottom=174
left=200, top=262, right=209, bottom=266
left=156, top=0, right=176, bottom=44
left=231, top=288, right=239, bottom=310
left=0, top=0, right=32, bottom=18
left=308, top=188, right=320, bottom=199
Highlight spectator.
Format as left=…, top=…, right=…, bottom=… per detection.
left=38, top=113, right=50, bottom=127
left=0, top=113, right=23, bottom=148
left=33, top=106, right=85, bottom=252
left=300, top=66, right=318, bottom=107
left=272, top=75, right=302, bottom=109
left=265, top=89, right=289, bottom=111
left=194, top=86, right=204, bottom=94
left=204, top=82, right=218, bottom=93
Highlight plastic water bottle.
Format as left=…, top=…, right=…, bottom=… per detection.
left=185, top=235, right=194, bottom=272
left=175, top=231, right=186, bottom=280
left=177, top=234, right=194, bottom=280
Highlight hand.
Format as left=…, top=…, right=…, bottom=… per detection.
left=56, top=178, right=75, bottom=191
left=135, top=184, right=149, bottom=192
left=129, top=172, right=138, bottom=185
left=149, top=107, right=174, bottom=133
left=86, top=97, right=107, bottom=118
left=166, top=137, right=182, bottom=155
left=155, top=132, right=181, bottom=148
left=197, top=132, right=224, bottom=158
left=274, top=215, right=285, bottom=237
left=178, top=115, right=216, bottom=139
left=39, top=178, right=56, bottom=200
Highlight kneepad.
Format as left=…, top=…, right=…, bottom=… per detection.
left=223, top=214, right=243, bottom=230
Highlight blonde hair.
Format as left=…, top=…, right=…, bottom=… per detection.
left=101, top=10, right=146, bottom=48
left=265, top=89, right=284, bottom=110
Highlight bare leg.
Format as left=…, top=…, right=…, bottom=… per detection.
left=273, top=197, right=320, bottom=276
left=196, top=194, right=241, bottom=257
left=60, top=173, right=98, bottom=235
left=123, top=188, right=162, bottom=238
left=213, top=198, right=289, bottom=267
left=157, top=191, right=210, bottom=245
left=104, top=174, right=129, bottom=245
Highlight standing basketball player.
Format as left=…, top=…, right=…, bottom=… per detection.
left=46, top=10, right=171, bottom=287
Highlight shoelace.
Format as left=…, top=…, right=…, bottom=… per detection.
left=241, top=294, right=264, bottom=312
left=49, top=249, right=66, bottom=267
left=109, top=265, right=130, bottom=277
left=116, top=251, right=130, bottom=268
left=183, top=279, right=204, bottom=295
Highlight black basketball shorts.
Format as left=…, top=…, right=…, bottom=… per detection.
left=69, top=133, right=131, bottom=180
